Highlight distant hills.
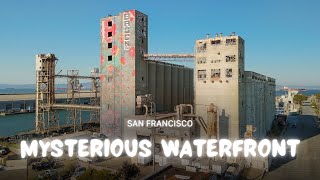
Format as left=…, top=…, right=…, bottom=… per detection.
left=276, top=85, right=320, bottom=90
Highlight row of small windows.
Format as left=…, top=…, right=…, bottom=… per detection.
left=203, top=38, right=237, bottom=46
left=107, top=21, right=113, bottom=61
left=197, top=38, right=239, bottom=53
left=197, top=68, right=233, bottom=80
left=205, top=38, right=238, bottom=46
left=226, top=38, right=236, bottom=45
left=106, top=19, right=145, bottom=63
left=197, top=55, right=236, bottom=64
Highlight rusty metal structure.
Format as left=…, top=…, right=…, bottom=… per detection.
left=207, top=103, right=218, bottom=138
left=35, top=54, right=100, bottom=133
left=35, top=54, right=58, bottom=131
left=89, top=68, right=100, bottom=123
left=65, top=70, right=81, bottom=132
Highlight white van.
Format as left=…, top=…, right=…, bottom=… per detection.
left=77, top=156, right=93, bottom=163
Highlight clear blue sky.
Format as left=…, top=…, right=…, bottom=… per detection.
left=0, top=0, right=319, bottom=86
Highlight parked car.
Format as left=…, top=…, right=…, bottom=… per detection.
left=302, top=101, right=311, bottom=106
left=32, top=160, right=56, bottom=171
left=0, top=147, right=9, bottom=155
left=71, top=167, right=86, bottom=178
left=292, top=123, right=297, bottom=128
left=77, top=156, right=93, bottom=163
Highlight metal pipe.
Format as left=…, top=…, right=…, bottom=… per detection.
left=143, top=104, right=148, bottom=116
left=183, top=114, right=207, bottom=134
left=176, top=105, right=180, bottom=119
left=151, top=102, right=156, bottom=116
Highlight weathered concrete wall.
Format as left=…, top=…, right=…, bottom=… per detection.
left=195, top=35, right=275, bottom=139
left=194, top=35, right=245, bottom=139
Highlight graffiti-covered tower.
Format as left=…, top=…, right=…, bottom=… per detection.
left=100, top=10, right=148, bottom=138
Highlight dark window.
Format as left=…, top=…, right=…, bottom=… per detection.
left=197, top=57, right=206, bottom=64
left=108, top=55, right=112, bottom=61
left=108, top=76, right=113, bottom=83
left=198, top=70, right=207, bottom=80
left=142, top=39, right=144, bottom=44
left=142, top=76, right=144, bottom=81
left=197, top=43, right=207, bottom=53
left=108, top=32, right=112, bottom=37
left=226, top=38, right=236, bottom=45
left=226, top=55, right=236, bottom=62
left=226, top=69, right=233, bottom=78
left=211, top=40, right=221, bottom=45
left=211, top=69, right=221, bottom=81
left=108, top=43, right=112, bottom=48
left=142, top=17, right=144, bottom=21
left=108, top=21, right=112, bottom=26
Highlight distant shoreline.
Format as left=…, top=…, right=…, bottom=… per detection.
left=2, top=88, right=320, bottom=95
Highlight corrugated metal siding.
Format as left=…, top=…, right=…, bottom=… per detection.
left=164, top=65, right=172, bottom=112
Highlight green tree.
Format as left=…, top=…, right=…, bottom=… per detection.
left=315, top=93, right=320, bottom=102
left=60, top=161, right=77, bottom=177
left=293, top=94, right=308, bottom=105
left=118, top=161, right=140, bottom=180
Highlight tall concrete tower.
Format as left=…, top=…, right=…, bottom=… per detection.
left=100, top=10, right=148, bottom=138
left=194, top=33, right=246, bottom=139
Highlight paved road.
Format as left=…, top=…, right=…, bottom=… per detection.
left=265, top=106, right=320, bottom=179
left=284, top=106, right=320, bottom=140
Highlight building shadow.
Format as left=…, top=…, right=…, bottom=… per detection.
left=219, top=109, right=229, bottom=139
left=269, top=114, right=320, bottom=171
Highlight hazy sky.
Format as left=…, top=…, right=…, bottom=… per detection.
left=0, top=0, right=319, bottom=86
